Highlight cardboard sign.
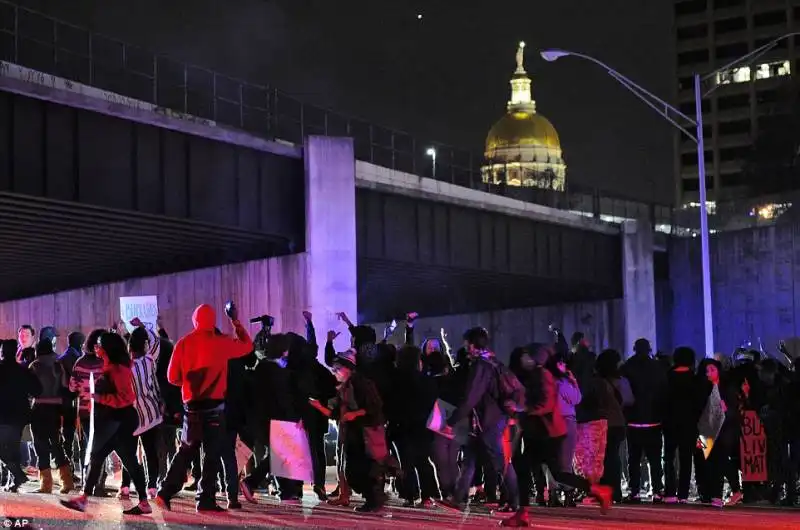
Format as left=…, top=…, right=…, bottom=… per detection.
left=269, top=420, right=313, bottom=482
left=740, top=410, right=767, bottom=482
left=426, top=399, right=469, bottom=445
left=119, top=296, right=159, bottom=333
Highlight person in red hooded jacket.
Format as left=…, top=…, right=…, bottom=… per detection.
left=155, top=303, right=252, bottom=513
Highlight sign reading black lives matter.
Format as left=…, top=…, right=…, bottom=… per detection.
left=740, top=410, right=767, bottom=482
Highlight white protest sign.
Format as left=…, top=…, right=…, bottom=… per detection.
left=269, top=420, right=313, bottom=483
left=119, top=296, right=159, bottom=333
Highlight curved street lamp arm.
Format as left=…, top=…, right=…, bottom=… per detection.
left=550, top=50, right=697, bottom=134
left=606, top=71, right=697, bottom=142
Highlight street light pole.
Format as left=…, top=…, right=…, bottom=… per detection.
left=541, top=35, right=800, bottom=356
left=426, top=147, right=437, bottom=178
left=694, top=73, right=714, bottom=358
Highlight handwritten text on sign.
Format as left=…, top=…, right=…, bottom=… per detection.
left=119, top=296, right=159, bottom=333
left=740, top=410, right=767, bottom=482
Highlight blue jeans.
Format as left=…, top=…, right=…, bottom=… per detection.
left=453, top=429, right=519, bottom=509
left=158, top=403, right=226, bottom=506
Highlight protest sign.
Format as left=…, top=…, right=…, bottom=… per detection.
left=427, top=399, right=468, bottom=444
left=740, top=410, right=767, bottom=482
left=119, top=296, right=159, bottom=333
left=269, top=420, right=313, bottom=482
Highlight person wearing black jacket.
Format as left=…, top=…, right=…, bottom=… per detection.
left=0, top=339, right=43, bottom=492
left=439, top=327, right=519, bottom=513
left=154, top=326, right=183, bottom=489
left=299, top=312, right=338, bottom=501
left=663, top=347, right=699, bottom=503
left=392, top=345, right=440, bottom=507
left=240, top=333, right=305, bottom=503
left=621, top=338, right=667, bottom=502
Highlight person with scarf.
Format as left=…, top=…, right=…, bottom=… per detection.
left=118, top=319, right=163, bottom=501
left=155, top=303, right=253, bottom=512
left=68, top=329, right=107, bottom=492
left=437, top=327, right=519, bottom=515
left=29, top=338, right=72, bottom=494
left=60, top=332, right=152, bottom=515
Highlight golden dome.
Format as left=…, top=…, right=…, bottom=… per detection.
left=485, top=111, right=561, bottom=151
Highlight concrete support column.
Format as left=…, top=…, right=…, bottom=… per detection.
left=304, top=136, right=358, bottom=359
left=621, top=219, right=657, bottom=357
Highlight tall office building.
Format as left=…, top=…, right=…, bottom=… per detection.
left=674, top=0, right=798, bottom=207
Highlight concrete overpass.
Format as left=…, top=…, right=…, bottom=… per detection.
left=0, top=55, right=657, bottom=354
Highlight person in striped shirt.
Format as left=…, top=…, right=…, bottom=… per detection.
left=68, top=329, right=107, bottom=491
left=118, top=318, right=163, bottom=500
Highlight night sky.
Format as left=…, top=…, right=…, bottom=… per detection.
left=12, top=0, right=675, bottom=204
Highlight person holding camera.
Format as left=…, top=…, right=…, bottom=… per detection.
left=155, top=302, right=253, bottom=513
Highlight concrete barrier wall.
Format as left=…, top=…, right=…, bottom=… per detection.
left=0, top=254, right=309, bottom=349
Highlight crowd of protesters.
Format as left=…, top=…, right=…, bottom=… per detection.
left=0, top=304, right=798, bottom=526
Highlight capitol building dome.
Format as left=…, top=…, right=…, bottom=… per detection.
left=482, top=42, right=566, bottom=190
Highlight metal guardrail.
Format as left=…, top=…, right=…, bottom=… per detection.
left=0, top=0, right=786, bottom=236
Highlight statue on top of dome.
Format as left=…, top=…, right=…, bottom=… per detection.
left=515, top=41, right=526, bottom=73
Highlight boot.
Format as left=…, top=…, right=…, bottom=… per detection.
left=58, top=465, right=75, bottom=494
left=36, top=469, right=53, bottom=494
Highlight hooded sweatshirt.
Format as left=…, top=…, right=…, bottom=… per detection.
left=167, top=304, right=253, bottom=405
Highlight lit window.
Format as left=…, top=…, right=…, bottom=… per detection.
left=715, top=66, right=750, bottom=85
left=754, top=60, right=791, bottom=80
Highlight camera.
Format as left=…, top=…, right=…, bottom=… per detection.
left=249, top=314, right=275, bottom=328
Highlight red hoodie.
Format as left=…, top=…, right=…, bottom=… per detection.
left=167, top=304, right=253, bottom=404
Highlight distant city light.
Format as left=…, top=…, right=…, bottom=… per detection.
left=426, top=148, right=436, bottom=156
left=750, top=202, right=791, bottom=220
left=417, top=14, right=423, bottom=20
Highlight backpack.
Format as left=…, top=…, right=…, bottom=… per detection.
left=487, top=358, right=526, bottom=415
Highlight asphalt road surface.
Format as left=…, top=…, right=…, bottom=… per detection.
left=1, top=490, right=798, bottom=529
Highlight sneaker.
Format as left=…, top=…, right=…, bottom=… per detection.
left=123, top=501, right=153, bottom=516
left=401, top=499, right=415, bottom=508
left=147, top=488, right=157, bottom=500
left=711, top=498, right=724, bottom=509
left=500, top=508, right=530, bottom=528
left=664, top=496, right=678, bottom=504
left=420, top=498, right=435, bottom=509
left=60, top=496, right=88, bottom=513
left=591, top=484, right=613, bottom=514
left=652, top=494, right=664, bottom=504
left=354, top=503, right=386, bottom=514
left=227, top=500, right=243, bottom=510
left=117, top=487, right=130, bottom=500
left=726, top=492, right=743, bottom=506
left=328, top=496, right=351, bottom=507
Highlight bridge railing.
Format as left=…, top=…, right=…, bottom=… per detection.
left=0, top=1, right=782, bottom=237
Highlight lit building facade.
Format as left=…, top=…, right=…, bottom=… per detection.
left=673, top=0, right=798, bottom=206
left=482, top=42, right=567, bottom=191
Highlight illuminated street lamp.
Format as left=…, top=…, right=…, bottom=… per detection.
left=541, top=33, right=799, bottom=357
left=426, top=147, right=437, bottom=178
